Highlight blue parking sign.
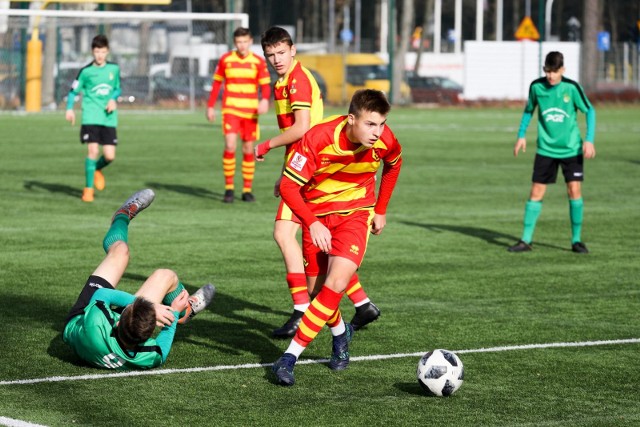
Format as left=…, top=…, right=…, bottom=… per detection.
left=597, top=31, right=610, bottom=52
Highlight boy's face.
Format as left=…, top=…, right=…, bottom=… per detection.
left=263, top=42, right=296, bottom=77
left=347, top=110, right=387, bottom=149
left=544, top=66, right=564, bottom=86
left=234, top=35, right=253, bottom=57
left=92, top=47, right=109, bottom=66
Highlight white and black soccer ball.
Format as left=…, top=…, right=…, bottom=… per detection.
left=417, top=349, right=464, bottom=397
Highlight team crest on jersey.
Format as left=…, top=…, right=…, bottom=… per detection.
left=563, top=93, right=570, bottom=103
left=290, top=78, right=297, bottom=94
left=289, top=152, right=308, bottom=171
left=109, top=72, right=114, bottom=80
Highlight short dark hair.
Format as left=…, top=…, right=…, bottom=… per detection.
left=233, top=27, right=252, bottom=38
left=92, top=35, right=109, bottom=50
left=348, top=89, right=391, bottom=117
left=544, top=51, right=564, bottom=72
left=260, top=26, right=293, bottom=51
left=117, top=297, right=156, bottom=348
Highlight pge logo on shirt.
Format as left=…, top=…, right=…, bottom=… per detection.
left=289, top=152, right=308, bottom=171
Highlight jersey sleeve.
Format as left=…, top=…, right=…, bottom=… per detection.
left=90, top=288, right=135, bottom=308
left=111, top=66, right=121, bottom=100
left=282, top=137, right=316, bottom=186
left=66, top=68, right=85, bottom=110
left=523, top=81, right=538, bottom=114
left=212, top=55, right=227, bottom=83
left=154, top=314, right=179, bottom=363
left=289, top=71, right=313, bottom=111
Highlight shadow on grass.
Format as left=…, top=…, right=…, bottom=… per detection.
left=399, top=221, right=567, bottom=251
left=394, top=381, right=430, bottom=397
left=146, top=181, right=223, bottom=201
left=24, top=180, right=82, bottom=198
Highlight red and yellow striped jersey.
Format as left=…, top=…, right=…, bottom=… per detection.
left=273, top=60, right=323, bottom=138
left=283, top=115, right=402, bottom=217
left=212, top=51, right=270, bottom=119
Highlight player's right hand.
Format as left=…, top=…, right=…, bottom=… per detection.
left=206, top=107, right=216, bottom=122
left=514, top=137, right=526, bottom=157
left=273, top=176, right=282, bottom=197
left=65, top=110, right=75, bottom=126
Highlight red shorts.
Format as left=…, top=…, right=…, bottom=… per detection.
left=222, top=114, right=259, bottom=142
left=302, top=209, right=374, bottom=277
left=275, top=200, right=302, bottom=224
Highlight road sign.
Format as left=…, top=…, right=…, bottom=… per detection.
left=515, top=16, right=540, bottom=41
left=597, top=31, right=610, bottom=52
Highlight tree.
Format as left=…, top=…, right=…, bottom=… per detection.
left=582, top=0, right=600, bottom=91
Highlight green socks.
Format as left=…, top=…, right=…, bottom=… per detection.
left=85, top=157, right=97, bottom=188
left=102, top=214, right=130, bottom=253
left=569, top=198, right=584, bottom=244
left=96, top=155, right=111, bottom=171
left=521, top=200, right=542, bottom=244
left=162, top=282, right=187, bottom=319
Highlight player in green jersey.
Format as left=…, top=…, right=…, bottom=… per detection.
left=509, top=51, right=596, bottom=254
left=63, top=189, right=215, bottom=370
left=65, top=35, right=121, bottom=203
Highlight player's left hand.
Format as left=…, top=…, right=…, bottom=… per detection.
left=309, top=221, right=332, bottom=253
left=371, top=213, right=387, bottom=235
left=170, top=289, right=189, bottom=315
left=257, top=98, right=269, bottom=115
left=154, top=303, right=177, bottom=327
left=583, top=142, right=596, bottom=159
left=106, top=99, right=117, bottom=113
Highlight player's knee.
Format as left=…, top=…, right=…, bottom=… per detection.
left=108, top=240, right=130, bottom=259
left=150, top=268, right=178, bottom=287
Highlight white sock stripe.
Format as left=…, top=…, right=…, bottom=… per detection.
left=1, top=338, right=638, bottom=386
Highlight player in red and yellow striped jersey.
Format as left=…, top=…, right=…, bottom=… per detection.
left=257, top=27, right=382, bottom=340
left=271, top=89, right=402, bottom=386
left=206, top=27, right=271, bottom=203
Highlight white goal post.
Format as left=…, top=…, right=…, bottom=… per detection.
left=0, top=9, right=249, bottom=110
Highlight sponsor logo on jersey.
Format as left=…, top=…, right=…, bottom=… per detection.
left=542, top=107, right=569, bottom=123
left=371, top=149, right=380, bottom=161
left=289, top=152, right=308, bottom=171
left=281, top=87, right=288, bottom=98
left=89, top=282, right=104, bottom=289
left=83, top=133, right=90, bottom=140
left=91, top=83, right=112, bottom=96
left=350, top=244, right=360, bottom=255
left=573, top=172, right=583, bottom=177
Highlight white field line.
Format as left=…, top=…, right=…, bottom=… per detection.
left=1, top=338, right=638, bottom=387
left=0, top=417, right=48, bottom=427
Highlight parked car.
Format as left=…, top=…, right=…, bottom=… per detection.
left=407, top=75, right=464, bottom=104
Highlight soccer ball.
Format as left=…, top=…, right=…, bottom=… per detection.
left=417, top=349, right=464, bottom=397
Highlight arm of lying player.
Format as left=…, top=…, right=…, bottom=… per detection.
left=90, top=288, right=135, bottom=308
left=155, top=317, right=179, bottom=363
left=279, top=175, right=332, bottom=252
left=153, top=292, right=188, bottom=362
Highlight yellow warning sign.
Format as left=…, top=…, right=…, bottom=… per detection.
left=515, top=16, right=540, bottom=41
